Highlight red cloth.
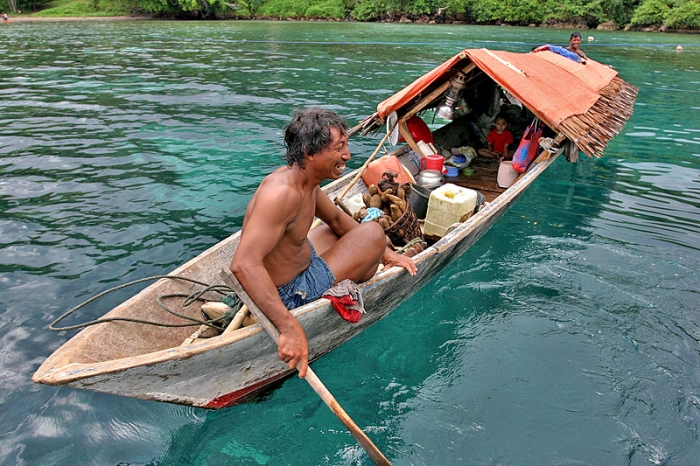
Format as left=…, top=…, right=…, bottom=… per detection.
left=486, top=128, right=514, bottom=154
left=322, top=279, right=365, bottom=323
left=323, top=294, right=363, bottom=323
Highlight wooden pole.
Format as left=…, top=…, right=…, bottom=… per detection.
left=219, top=270, right=392, bottom=466
left=336, top=121, right=395, bottom=201
left=310, top=122, right=395, bottom=230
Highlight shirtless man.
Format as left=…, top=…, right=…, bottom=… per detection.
left=567, top=32, right=588, bottom=60
left=229, top=108, right=417, bottom=378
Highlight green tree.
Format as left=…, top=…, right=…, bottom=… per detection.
left=401, top=0, right=442, bottom=15
left=259, top=0, right=310, bottom=17
left=444, top=0, right=470, bottom=16
left=666, top=0, right=700, bottom=28
left=306, top=0, right=346, bottom=18
left=599, top=0, right=640, bottom=25
left=467, top=0, right=508, bottom=22
left=543, top=0, right=604, bottom=26
left=226, top=0, right=266, bottom=16
left=14, top=0, right=51, bottom=12
left=351, top=0, right=386, bottom=20
left=630, top=0, right=670, bottom=25
left=503, top=0, right=546, bottom=24
left=123, top=0, right=231, bottom=15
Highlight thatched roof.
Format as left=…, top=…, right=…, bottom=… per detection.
left=352, top=48, right=638, bottom=158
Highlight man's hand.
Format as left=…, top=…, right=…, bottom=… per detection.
left=277, top=319, right=309, bottom=378
left=382, top=248, right=417, bottom=276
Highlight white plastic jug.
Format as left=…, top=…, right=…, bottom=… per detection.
left=424, top=184, right=478, bottom=238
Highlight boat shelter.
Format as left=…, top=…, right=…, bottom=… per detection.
left=353, top=48, right=638, bottom=159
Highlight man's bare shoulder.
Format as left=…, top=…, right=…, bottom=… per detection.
left=248, top=167, right=311, bottom=221
left=255, top=167, right=301, bottom=197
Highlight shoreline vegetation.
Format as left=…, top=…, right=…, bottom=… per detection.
left=2, top=0, right=699, bottom=34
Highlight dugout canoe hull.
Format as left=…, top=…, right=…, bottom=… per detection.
left=31, top=151, right=557, bottom=408
left=33, top=48, right=637, bottom=408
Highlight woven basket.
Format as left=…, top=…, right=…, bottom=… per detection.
left=384, top=202, right=423, bottom=247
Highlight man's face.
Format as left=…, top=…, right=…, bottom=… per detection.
left=311, top=127, right=350, bottom=179
left=570, top=36, right=582, bottom=49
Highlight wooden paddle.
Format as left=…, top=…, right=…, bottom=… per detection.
left=219, top=270, right=391, bottom=466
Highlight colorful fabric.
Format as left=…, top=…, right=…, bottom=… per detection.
left=512, top=120, right=543, bottom=173
left=361, top=207, right=384, bottom=223
left=532, top=44, right=582, bottom=63
left=323, top=279, right=365, bottom=323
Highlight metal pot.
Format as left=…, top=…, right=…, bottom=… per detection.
left=409, top=183, right=431, bottom=219
left=416, top=169, right=443, bottom=189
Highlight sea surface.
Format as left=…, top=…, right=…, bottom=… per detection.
left=0, top=20, right=698, bottom=465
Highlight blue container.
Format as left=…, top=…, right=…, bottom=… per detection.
left=445, top=165, right=460, bottom=177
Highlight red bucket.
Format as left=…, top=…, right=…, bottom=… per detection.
left=420, top=155, right=445, bottom=172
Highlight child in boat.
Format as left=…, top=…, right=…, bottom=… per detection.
left=478, top=113, right=514, bottom=160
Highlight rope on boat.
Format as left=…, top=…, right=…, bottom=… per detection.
left=396, top=237, right=427, bottom=254
left=48, top=275, right=243, bottom=332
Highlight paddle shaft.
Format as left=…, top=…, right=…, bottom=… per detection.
left=220, top=270, right=391, bottom=466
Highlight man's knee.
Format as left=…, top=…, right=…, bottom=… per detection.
left=359, top=219, right=383, bottom=234
left=359, top=221, right=387, bottom=249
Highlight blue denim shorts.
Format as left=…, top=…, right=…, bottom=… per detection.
left=277, top=241, right=336, bottom=310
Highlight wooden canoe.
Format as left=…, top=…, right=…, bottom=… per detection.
left=32, top=49, right=637, bottom=409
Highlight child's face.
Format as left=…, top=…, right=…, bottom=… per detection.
left=494, top=118, right=508, bottom=133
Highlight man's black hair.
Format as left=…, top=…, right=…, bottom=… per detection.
left=284, top=108, right=348, bottom=169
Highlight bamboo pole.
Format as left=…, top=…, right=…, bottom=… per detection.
left=336, top=123, right=395, bottom=202
left=397, top=121, right=425, bottom=156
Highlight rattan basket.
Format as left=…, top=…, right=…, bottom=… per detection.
left=385, top=202, right=423, bottom=247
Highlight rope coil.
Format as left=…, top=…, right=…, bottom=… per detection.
left=49, top=275, right=242, bottom=332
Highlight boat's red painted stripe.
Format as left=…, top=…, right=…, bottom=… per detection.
left=204, top=371, right=292, bottom=409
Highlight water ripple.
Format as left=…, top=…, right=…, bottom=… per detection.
left=1, top=20, right=700, bottom=466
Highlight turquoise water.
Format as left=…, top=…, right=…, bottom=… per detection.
left=1, top=20, right=699, bottom=465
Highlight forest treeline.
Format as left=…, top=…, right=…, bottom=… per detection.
left=8, top=0, right=700, bottom=30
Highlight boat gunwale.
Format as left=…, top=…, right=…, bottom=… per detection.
left=33, top=149, right=559, bottom=386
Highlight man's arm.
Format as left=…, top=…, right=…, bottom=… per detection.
left=230, top=186, right=310, bottom=377
left=316, top=189, right=417, bottom=276
left=315, top=187, right=362, bottom=237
